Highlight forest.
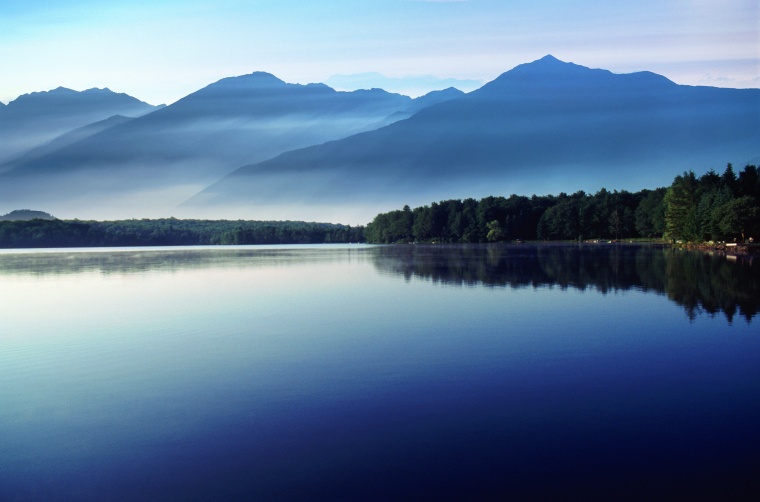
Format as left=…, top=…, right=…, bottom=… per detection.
left=365, top=164, right=760, bottom=244
left=0, top=218, right=364, bottom=248
left=1, top=164, right=757, bottom=248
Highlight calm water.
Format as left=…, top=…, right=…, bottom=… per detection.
left=1, top=244, right=758, bottom=500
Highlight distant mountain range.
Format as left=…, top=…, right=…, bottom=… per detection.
left=0, top=87, right=160, bottom=165
left=1, top=56, right=758, bottom=223
left=325, top=72, right=482, bottom=96
left=187, top=56, right=759, bottom=221
left=0, top=74, right=461, bottom=218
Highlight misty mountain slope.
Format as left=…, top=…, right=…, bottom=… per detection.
left=379, top=87, right=465, bottom=124
left=0, top=73, right=452, bottom=216
left=186, top=55, right=759, bottom=220
left=347, top=87, right=466, bottom=138
left=0, top=87, right=160, bottom=164
left=0, top=115, right=133, bottom=173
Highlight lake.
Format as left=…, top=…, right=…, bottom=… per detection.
left=1, top=244, right=758, bottom=500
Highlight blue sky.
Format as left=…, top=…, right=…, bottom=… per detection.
left=1, top=0, right=757, bottom=105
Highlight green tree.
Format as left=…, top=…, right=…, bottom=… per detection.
left=664, top=171, right=699, bottom=241
left=537, top=198, right=583, bottom=240
left=720, top=163, right=738, bottom=193
left=696, top=186, right=733, bottom=241
left=412, top=205, right=433, bottom=241
left=635, top=188, right=666, bottom=238
left=609, top=209, right=622, bottom=240
left=486, top=220, right=505, bottom=241
left=737, top=164, right=759, bottom=201
left=712, top=196, right=758, bottom=242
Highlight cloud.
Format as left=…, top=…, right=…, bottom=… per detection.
left=696, top=68, right=760, bottom=88
left=324, top=72, right=482, bottom=97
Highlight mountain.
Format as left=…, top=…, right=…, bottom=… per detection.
left=384, top=87, right=465, bottom=122
left=0, top=209, right=56, bottom=221
left=0, top=87, right=160, bottom=164
left=185, top=55, right=760, bottom=222
left=325, top=72, right=483, bottom=96
left=0, top=115, right=133, bottom=174
left=0, top=73, right=457, bottom=218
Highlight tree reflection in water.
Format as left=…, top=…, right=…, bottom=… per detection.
left=371, top=244, right=760, bottom=323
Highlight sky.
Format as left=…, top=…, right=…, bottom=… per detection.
left=1, top=0, right=758, bottom=105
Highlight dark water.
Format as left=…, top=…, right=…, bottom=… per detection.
left=0, top=244, right=758, bottom=500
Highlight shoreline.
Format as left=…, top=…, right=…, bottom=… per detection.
left=674, top=242, right=760, bottom=255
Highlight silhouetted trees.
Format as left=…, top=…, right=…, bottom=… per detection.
left=665, top=164, right=760, bottom=242
left=366, top=163, right=759, bottom=244
left=3, top=164, right=757, bottom=248
left=0, top=218, right=364, bottom=248
left=635, top=188, right=667, bottom=238
left=367, top=189, right=646, bottom=243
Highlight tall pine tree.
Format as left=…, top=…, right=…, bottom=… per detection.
left=665, top=171, right=699, bottom=241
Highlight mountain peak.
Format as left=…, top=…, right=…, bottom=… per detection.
left=536, top=54, right=562, bottom=64
left=225, top=71, right=286, bottom=87
left=82, top=87, right=115, bottom=94
left=512, top=55, right=593, bottom=75
left=474, top=55, right=677, bottom=98
left=246, top=71, right=284, bottom=81
left=192, top=72, right=288, bottom=97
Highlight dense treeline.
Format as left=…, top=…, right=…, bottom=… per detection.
left=2, top=164, right=757, bottom=249
left=664, top=164, right=760, bottom=242
left=365, top=190, right=662, bottom=243
left=0, top=218, right=364, bottom=248
left=366, top=164, right=759, bottom=244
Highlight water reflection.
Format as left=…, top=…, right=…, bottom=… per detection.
left=1, top=243, right=757, bottom=322
left=1, top=243, right=757, bottom=500
left=0, top=245, right=368, bottom=276
left=371, top=244, right=760, bottom=323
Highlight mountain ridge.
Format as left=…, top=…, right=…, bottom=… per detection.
left=1, top=56, right=757, bottom=223
left=3, top=86, right=160, bottom=115
left=184, top=55, right=759, bottom=222
left=0, top=73, right=464, bottom=218
left=0, top=86, right=162, bottom=164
